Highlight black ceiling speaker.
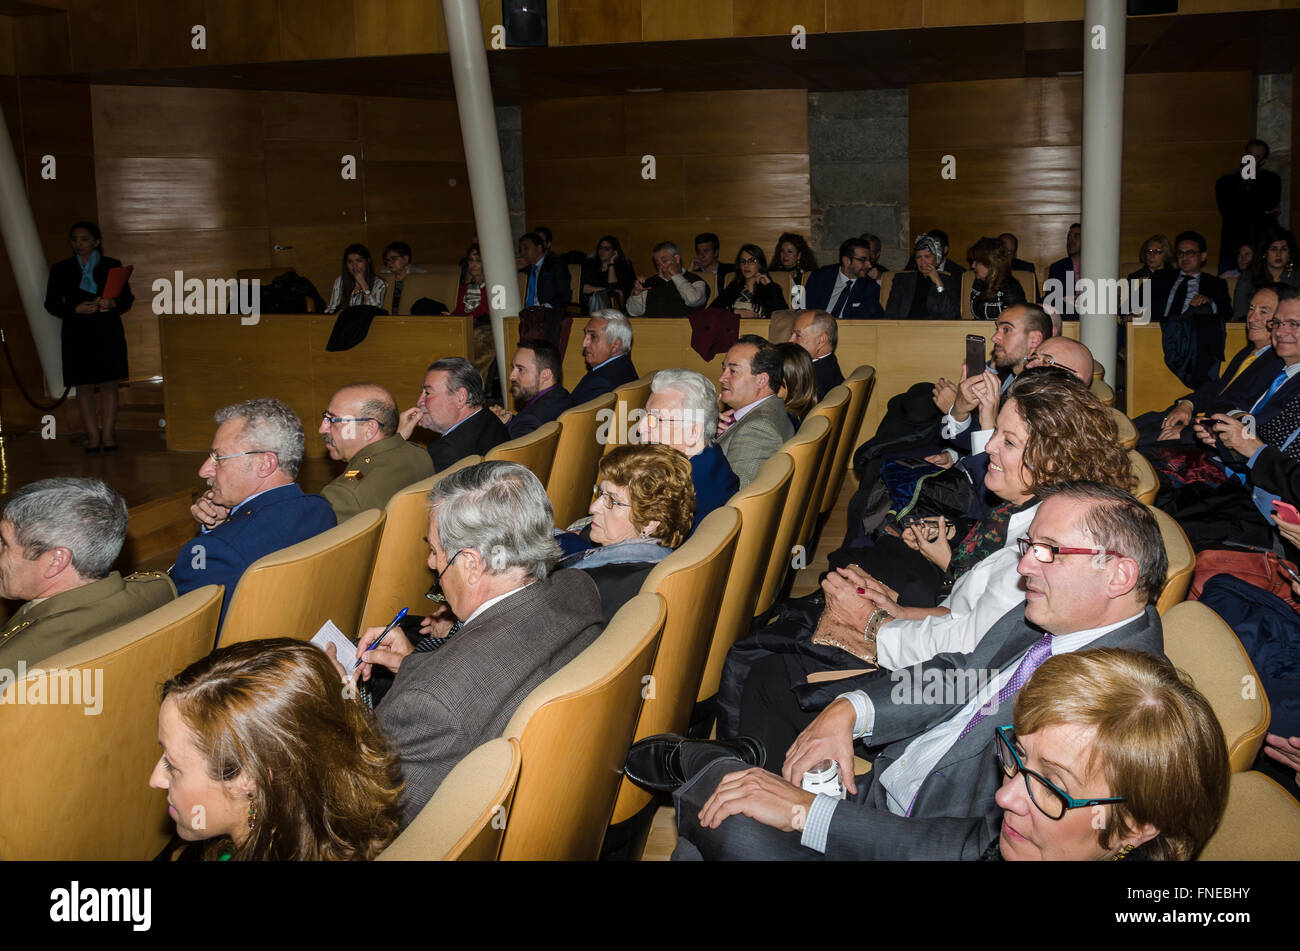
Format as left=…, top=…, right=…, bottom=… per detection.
left=1127, top=0, right=1177, bottom=14
left=503, top=0, right=548, bottom=47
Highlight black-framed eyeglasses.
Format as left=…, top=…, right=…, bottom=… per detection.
left=321, top=411, right=378, bottom=425
left=738, top=257, right=759, bottom=266
left=995, top=726, right=1124, bottom=820
left=1016, top=538, right=1127, bottom=563
left=423, top=546, right=465, bottom=603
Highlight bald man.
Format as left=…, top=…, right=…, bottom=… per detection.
left=319, top=383, right=435, bottom=522
left=1023, top=335, right=1094, bottom=385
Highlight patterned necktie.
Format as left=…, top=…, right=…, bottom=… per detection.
left=957, top=635, right=1053, bottom=739
left=831, top=279, right=853, bottom=317
left=358, top=621, right=463, bottom=708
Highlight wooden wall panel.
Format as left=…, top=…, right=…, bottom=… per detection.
left=910, top=72, right=1252, bottom=273
left=827, top=0, right=922, bottom=31
left=263, top=90, right=358, bottom=140
left=0, top=16, right=14, bottom=74
left=278, top=0, right=356, bottom=60
left=353, top=0, right=447, bottom=57
left=641, top=0, right=731, bottom=42
left=92, top=86, right=263, bottom=157
left=134, top=0, right=208, bottom=69
left=67, top=0, right=138, bottom=72
left=364, top=161, right=474, bottom=224
left=206, top=0, right=281, bottom=64
left=733, top=0, right=826, bottom=37
left=265, top=153, right=365, bottom=227
left=96, top=157, right=270, bottom=231
left=923, top=0, right=1024, bottom=27
left=358, top=97, right=465, bottom=161
left=523, top=90, right=811, bottom=267
left=14, top=8, right=72, bottom=74
left=555, top=0, right=640, bottom=46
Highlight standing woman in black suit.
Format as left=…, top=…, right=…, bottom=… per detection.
left=43, top=221, right=133, bottom=452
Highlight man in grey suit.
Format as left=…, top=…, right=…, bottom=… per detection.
left=656, top=482, right=1167, bottom=859
left=332, top=461, right=605, bottom=826
left=715, top=335, right=795, bottom=488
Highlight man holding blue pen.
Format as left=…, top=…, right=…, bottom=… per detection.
left=326, top=461, right=604, bottom=827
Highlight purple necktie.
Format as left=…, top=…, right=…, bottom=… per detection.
left=958, top=635, right=1053, bottom=739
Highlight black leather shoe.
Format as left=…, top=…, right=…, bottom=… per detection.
left=624, top=734, right=766, bottom=794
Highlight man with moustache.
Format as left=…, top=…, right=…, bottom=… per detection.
left=173, top=398, right=335, bottom=628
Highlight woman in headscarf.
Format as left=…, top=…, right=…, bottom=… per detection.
left=884, top=233, right=960, bottom=319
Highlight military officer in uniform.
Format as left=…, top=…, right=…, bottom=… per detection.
left=317, top=384, right=434, bottom=521
left=0, top=477, right=176, bottom=668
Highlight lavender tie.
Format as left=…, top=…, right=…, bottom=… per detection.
left=957, top=635, right=1053, bottom=739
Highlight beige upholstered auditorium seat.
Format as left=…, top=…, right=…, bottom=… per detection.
left=959, top=270, right=976, bottom=319
left=1111, top=407, right=1138, bottom=449
left=768, top=269, right=795, bottom=301
left=610, top=507, right=741, bottom=826
left=547, top=392, right=616, bottom=529
left=394, top=267, right=463, bottom=315
left=755, top=415, right=832, bottom=618
left=1093, top=359, right=1104, bottom=381
left=358, top=455, right=481, bottom=631
left=799, top=385, right=850, bottom=552
left=486, top=420, right=560, bottom=484
left=1198, top=771, right=1300, bottom=860
left=0, top=585, right=223, bottom=860
left=218, top=509, right=385, bottom=646
left=602, top=373, right=655, bottom=455
left=1019, top=269, right=1039, bottom=301
left=823, top=365, right=876, bottom=516
left=1150, top=506, right=1195, bottom=614
left=1162, top=601, right=1271, bottom=773
left=379, top=737, right=521, bottom=861
left=499, top=592, right=666, bottom=860
left=1091, top=377, right=1116, bottom=406
left=1224, top=275, right=1239, bottom=304
left=697, top=453, right=795, bottom=706
left=876, top=271, right=895, bottom=310
left=696, top=268, right=719, bottom=304
left=1130, top=450, right=1159, bottom=505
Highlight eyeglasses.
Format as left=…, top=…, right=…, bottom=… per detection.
left=321, top=411, right=378, bottom=426
left=423, top=547, right=465, bottom=604
left=592, top=486, right=633, bottom=510
left=995, top=726, right=1124, bottom=820
left=1024, top=352, right=1078, bottom=377
left=1266, top=319, right=1300, bottom=333
left=643, top=410, right=694, bottom=429
left=1176, top=248, right=1203, bottom=258
left=738, top=257, right=759, bottom=266
left=1143, top=248, right=1163, bottom=256
left=207, top=449, right=276, bottom=466
left=597, top=244, right=613, bottom=251
left=1016, top=538, right=1127, bottom=563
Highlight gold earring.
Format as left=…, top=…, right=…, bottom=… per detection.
left=1110, top=843, right=1135, bottom=861
left=247, top=793, right=257, bottom=830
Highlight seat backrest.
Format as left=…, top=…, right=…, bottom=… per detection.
left=696, top=268, right=719, bottom=304
left=797, top=385, right=850, bottom=550
left=0, top=585, right=223, bottom=859
left=1093, top=358, right=1105, bottom=381
left=1150, top=505, right=1195, bottom=614
left=547, top=392, right=617, bottom=529
left=756, top=415, right=832, bottom=617
left=1161, top=601, right=1271, bottom=773
left=601, top=374, right=656, bottom=455
left=1112, top=407, right=1138, bottom=448
left=768, top=270, right=794, bottom=300
left=1224, top=275, right=1238, bottom=304
left=394, top=267, right=463, bottom=315
left=1018, top=268, right=1038, bottom=301
left=610, top=507, right=741, bottom=825
left=1130, top=449, right=1158, bottom=505
left=877, top=270, right=894, bottom=310
left=822, top=365, right=876, bottom=514
left=486, top=420, right=560, bottom=486
left=1198, top=771, right=1300, bottom=860
left=1091, top=377, right=1116, bottom=407
left=959, top=270, right=976, bottom=319
left=358, top=455, right=481, bottom=630
left=378, top=737, right=521, bottom=861
left=499, top=592, right=666, bottom=860
left=218, top=509, right=385, bottom=646
left=697, top=452, right=794, bottom=703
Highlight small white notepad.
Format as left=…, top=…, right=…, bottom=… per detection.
left=311, top=620, right=358, bottom=670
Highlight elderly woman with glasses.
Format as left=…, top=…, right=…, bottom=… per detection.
left=555, top=443, right=696, bottom=621
left=982, top=648, right=1229, bottom=861
left=1128, top=234, right=1175, bottom=281
left=712, top=244, right=788, bottom=318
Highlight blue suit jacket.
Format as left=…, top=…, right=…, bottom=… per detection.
left=171, top=483, right=336, bottom=629
left=804, top=265, right=883, bottom=319
left=691, top=444, right=739, bottom=530
left=508, top=385, right=573, bottom=438
left=570, top=353, right=639, bottom=405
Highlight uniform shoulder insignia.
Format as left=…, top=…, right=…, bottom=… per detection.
left=0, top=617, right=38, bottom=643
left=124, top=570, right=169, bottom=582
left=345, top=469, right=363, bottom=481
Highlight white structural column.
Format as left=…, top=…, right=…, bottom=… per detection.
left=0, top=101, right=64, bottom=394
left=443, top=0, right=520, bottom=401
left=1079, top=0, right=1126, bottom=387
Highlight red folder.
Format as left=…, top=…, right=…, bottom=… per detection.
left=98, top=265, right=133, bottom=310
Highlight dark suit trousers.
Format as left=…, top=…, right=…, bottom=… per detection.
left=739, top=652, right=819, bottom=759
left=671, top=745, right=821, bottom=861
